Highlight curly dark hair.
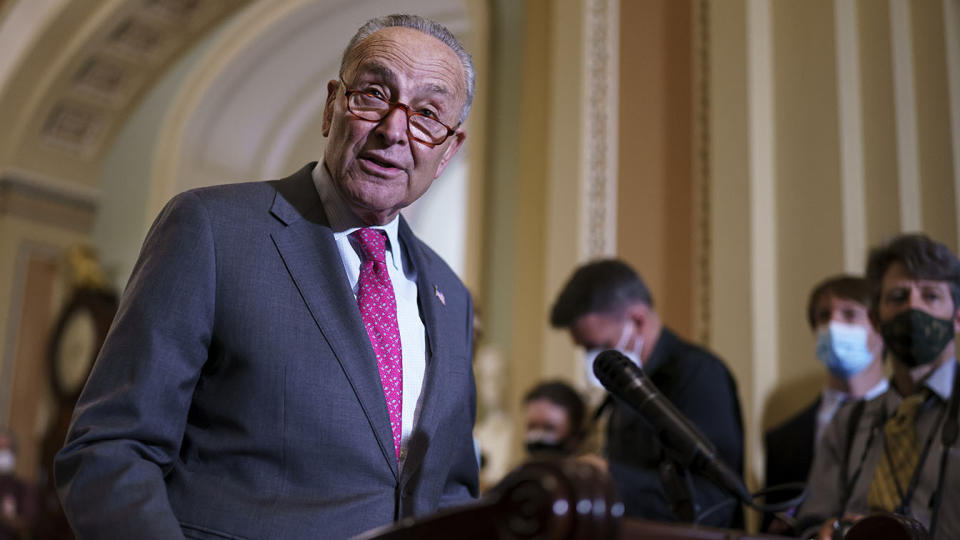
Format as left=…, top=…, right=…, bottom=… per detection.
left=865, top=233, right=960, bottom=311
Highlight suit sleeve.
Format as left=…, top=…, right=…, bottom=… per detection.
left=54, top=192, right=216, bottom=539
left=438, top=289, right=479, bottom=508
left=665, top=357, right=744, bottom=526
left=761, top=429, right=780, bottom=531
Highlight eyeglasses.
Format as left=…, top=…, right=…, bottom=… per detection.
left=341, top=80, right=458, bottom=146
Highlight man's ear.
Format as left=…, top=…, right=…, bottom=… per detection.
left=321, top=79, right=340, bottom=137
left=953, top=302, right=960, bottom=333
left=433, top=130, right=466, bottom=179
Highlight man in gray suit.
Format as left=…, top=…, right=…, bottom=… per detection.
left=55, top=14, right=478, bottom=540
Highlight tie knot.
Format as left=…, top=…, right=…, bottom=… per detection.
left=353, top=228, right=388, bottom=264
left=894, top=391, right=927, bottom=421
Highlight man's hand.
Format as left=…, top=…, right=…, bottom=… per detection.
left=767, top=515, right=791, bottom=535
left=574, top=454, right=609, bottom=474
left=815, top=513, right=865, bottom=540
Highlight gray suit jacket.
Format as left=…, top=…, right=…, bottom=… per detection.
left=55, top=163, right=479, bottom=540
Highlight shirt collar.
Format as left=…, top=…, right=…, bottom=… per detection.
left=821, top=387, right=848, bottom=412
left=822, top=378, right=888, bottom=406
left=864, top=377, right=890, bottom=400
left=313, top=161, right=403, bottom=272
left=924, top=357, right=957, bottom=401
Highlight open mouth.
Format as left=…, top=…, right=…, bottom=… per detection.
left=360, top=154, right=402, bottom=171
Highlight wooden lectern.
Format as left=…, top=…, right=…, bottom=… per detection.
left=356, top=459, right=790, bottom=540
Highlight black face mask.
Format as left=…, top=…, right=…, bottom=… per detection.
left=524, top=439, right=572, bottom=457
left=880, top=308, right=955, bottom=368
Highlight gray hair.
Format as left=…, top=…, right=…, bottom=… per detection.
left=339, top=14, right=475, bottom=125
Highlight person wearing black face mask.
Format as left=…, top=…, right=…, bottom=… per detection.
left=523, top=381, right=586, bottom=457
left=797, top=234, right=960, bottom=540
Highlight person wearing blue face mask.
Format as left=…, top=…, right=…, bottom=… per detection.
left=762, top=275, right=887, bottom=533
left=798, top=234, right=960, bottom=540
left=549, top=259, right=744, bottom=528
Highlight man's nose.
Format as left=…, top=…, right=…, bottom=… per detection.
left=375, top=106, right=409, bottom=145
left=907, top=288, right=925, bottom=309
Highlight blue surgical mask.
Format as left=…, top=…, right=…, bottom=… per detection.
left=815, top=322, right=874, bottom=378
left=584, top=321, right=644, bottom=388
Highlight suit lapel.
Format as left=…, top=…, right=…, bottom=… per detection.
left=397, top=219, right=448, bottom=484
left=269, top=165, right=398, bottom=479
left=399, top=218, right=444, bottom=362
left=802, top=397, right=821, bottom=458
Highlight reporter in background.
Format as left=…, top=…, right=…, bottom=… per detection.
left=797, top=234, right=960, bottom=539
left=549, top=259, right=744, bottom=527
left=762, top=275, right=887, bottom=533
left=523, top=380, right=587, bottom=457
left=0, top=428, right=35, bottom=540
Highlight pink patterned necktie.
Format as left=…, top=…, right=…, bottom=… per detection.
left=352, top=228, right=403, bottom=461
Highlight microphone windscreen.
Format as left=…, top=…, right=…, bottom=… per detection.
left=593, top=349, right=633, bottom=386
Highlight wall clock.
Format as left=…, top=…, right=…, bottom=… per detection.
left=47, top=288, right=118, bottom=401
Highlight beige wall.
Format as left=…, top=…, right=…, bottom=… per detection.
left=769, top=0, right=846, bottom=421
left=617, top=0, right=695, bottom=341
left=709, top=0, right=754, bottom=478
left=860, top=0, right=902, bottom=246
left=913, top=0, right=956, bottom=246
left=705, top=0, right=960, bottom=503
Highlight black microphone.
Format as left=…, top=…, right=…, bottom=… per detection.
left=593, top=349, right=750, bottom=503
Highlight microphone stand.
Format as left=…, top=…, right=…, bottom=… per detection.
left=658, top=456, right=697, bottom=523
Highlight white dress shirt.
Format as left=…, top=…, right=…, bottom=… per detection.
left=312, top=162, right=427, bottom=463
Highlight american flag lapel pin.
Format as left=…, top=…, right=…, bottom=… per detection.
left=434, top=285, right=446, bottom=306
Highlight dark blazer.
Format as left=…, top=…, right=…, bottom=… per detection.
left=605, top=328, right=744, bottom=528
left=54, top=164, right=479, bottom=540
left=762, top=398, right=819, bottom=531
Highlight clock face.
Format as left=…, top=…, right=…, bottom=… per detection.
left=54, top=307, right=97, bottom=395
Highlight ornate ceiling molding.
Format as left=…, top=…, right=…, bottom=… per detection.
left=0, top=168, right=98, bottom=231
left=0, top=0, right=249, bottom=183
left=38, top=0, right=243, bottom=155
